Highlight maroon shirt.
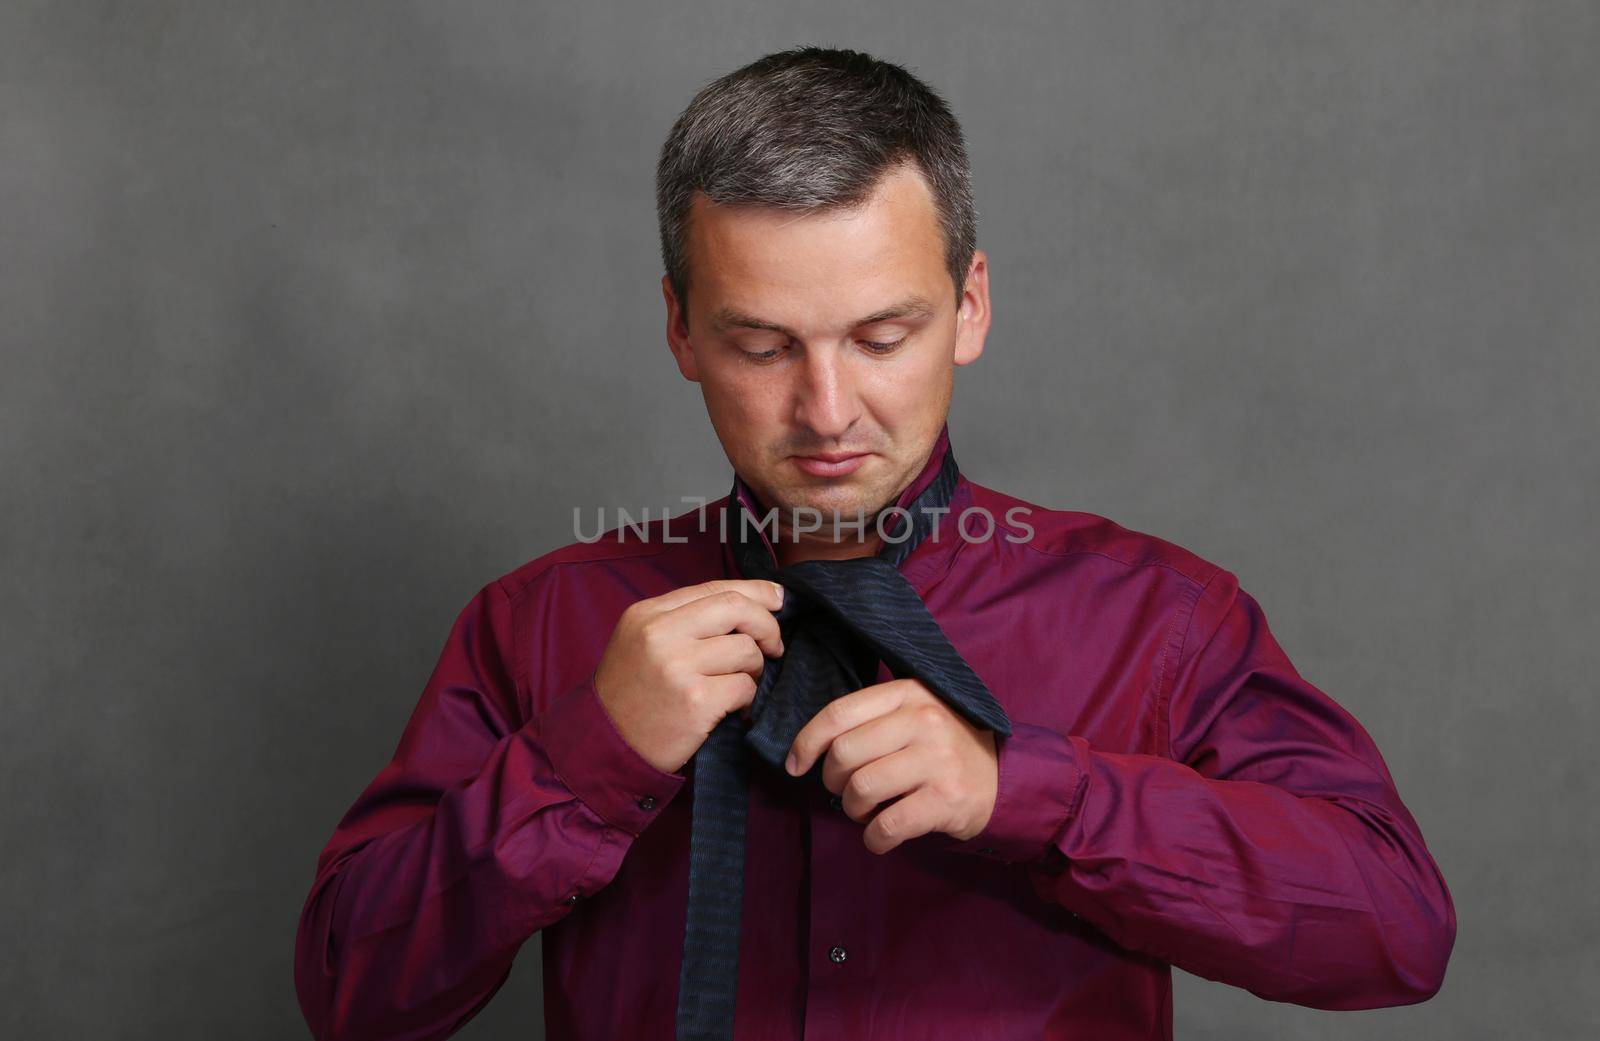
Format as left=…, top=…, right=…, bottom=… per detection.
left=294, top=424, right=1456, bottom=1040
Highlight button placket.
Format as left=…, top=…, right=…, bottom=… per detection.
left=804, top=791, right=881, bottom=1040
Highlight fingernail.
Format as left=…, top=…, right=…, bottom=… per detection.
left=785, top=752, right=798, bottom=775
left=770, top=582, right=784, bottom=604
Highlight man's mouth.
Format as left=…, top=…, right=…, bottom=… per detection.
left=792, top=451, right=870, bottom=477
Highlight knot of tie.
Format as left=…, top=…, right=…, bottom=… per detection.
left=742, top=555, right=1012, bottom=778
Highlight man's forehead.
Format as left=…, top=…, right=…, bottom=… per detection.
left=683, top=166, right=950, bottom=331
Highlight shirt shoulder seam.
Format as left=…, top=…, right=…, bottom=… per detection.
left=490, top=540, right=689, bottom=714
left=1157, top=566, right=1227, bottom=760
left=1016, top=540, right=1217, bottom=585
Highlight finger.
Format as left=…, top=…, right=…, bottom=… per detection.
left=669, top=588, right=785, bottom=658
left=859, top=781, right=942, bottom=856
left=818, top=709, right=919, bottom=796
left=691, top=632, right=769, bottom=684
left=786, top=679, right=914, bottom=776
left=649, top=578, right=784, bottom=614
left=700, top=669, right=760, bottom=718
left=836, top=744, right=927, bottom=822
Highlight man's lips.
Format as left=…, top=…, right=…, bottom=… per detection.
left=792, top=451, right=870, bottom=477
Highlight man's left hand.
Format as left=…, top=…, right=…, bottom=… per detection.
left=785, top=677, right=998, bottom=854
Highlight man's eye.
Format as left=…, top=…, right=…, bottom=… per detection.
left=738, top=336, right=906, bottom=364
left=861, top=336, right=907, bottom=354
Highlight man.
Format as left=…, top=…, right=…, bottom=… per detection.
left=295, top=46, right=1455, bottom=1041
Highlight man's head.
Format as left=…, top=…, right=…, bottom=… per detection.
left=655, top=46, right=990, bottom=555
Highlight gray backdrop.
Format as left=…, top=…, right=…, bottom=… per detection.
left=4, top=2, right=1595, bottom=1039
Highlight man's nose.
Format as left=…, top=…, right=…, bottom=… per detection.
left=791, top=347, right=861, bottom=440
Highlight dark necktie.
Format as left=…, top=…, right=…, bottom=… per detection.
left=674, top=446, right=1013, bottom=1041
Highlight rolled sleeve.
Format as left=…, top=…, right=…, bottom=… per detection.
left=540, top=670, right=688, bottom=837
left=940, top=720, right=1089, bottom=864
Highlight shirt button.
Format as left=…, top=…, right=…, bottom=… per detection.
left=978, top=846, right=996, bottom=856
left=828, top=794, right=843, bottom=812
left=565, top=893, right=581, bottom=905
left=828, top=945, right=847, bottom=964
left=637, top=795, right=656, bottom=811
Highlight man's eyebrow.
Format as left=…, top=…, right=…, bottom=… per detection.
left=708, top=296, right=937, bottom=335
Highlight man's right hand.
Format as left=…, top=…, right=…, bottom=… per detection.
left=593, top=579, right=786, bottom=774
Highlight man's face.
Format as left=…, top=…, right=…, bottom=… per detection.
left=663, top=162, right=990, bottom=547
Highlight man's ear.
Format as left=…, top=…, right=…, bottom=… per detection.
left=662, top=274, right=700, bottom=382
left=953, top=249, right=990, bottom=367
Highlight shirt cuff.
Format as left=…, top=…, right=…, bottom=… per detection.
left=938, top=721, right=1088, bottom=865
left=539, top=670, right=687, bottom=837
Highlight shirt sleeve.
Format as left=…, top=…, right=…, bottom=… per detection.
left=944, top=566, right=1457, bottom=1010
left=293, top=579, right=686, bottom=1041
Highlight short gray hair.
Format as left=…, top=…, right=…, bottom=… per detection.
left=655, top=46, right=977, bottom=323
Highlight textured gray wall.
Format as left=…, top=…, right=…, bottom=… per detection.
left=4, top=2, right=1595, bottom=1038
